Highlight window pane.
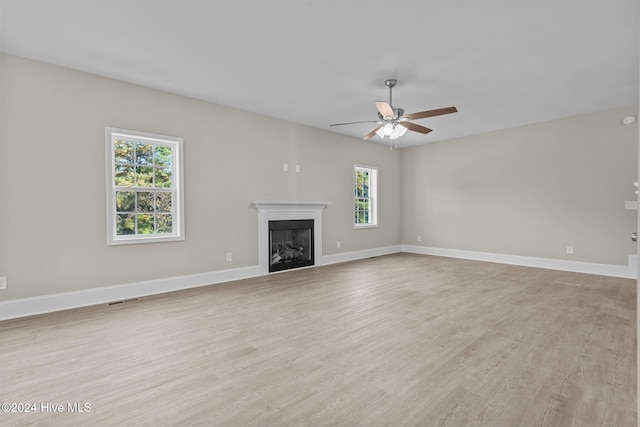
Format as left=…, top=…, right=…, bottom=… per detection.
left=157, top=214, right=173, bottom=233
left=114, top=140, right=134, bottom=164
left=156, top=192, right=172, bottom=212
left=137, top=214, right=154, bottom=234
left=155, top=146, right=172, bottom=168
left=155, top=167, right=172, bottom=188
left=116, top=191, right=135, bottom=212
left=355, top=170, right=370, bottom=197
left=135, top=143, right=153, bottom=165
left=136, top=165, right=154, bottom=187
left=115, top=164, right=134, bottom=186
left=361, top=171, right=369, bottom=187
left=137, top=192, right=154, bottom=213
left=359, top=210, right=367, bottom=224
left=116, top=214, right=135, bottom=235
left=355, top=198, right=370, bottom=224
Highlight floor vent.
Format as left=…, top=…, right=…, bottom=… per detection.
left=107, top=298, right=139, bottom=306
left=552, top=281, right=583, bottom=287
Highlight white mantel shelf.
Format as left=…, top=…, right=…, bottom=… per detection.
left=252, top=201, right=331, bottom=210
left=252, top=201, right=330, bottom=274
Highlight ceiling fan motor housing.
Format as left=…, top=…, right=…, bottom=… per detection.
left=377, top=108, right=404, bottom=121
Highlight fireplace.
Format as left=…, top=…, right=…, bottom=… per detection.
left=252, top=201, right=330, bottom=275
left=269, top=219, right=314, bottom=272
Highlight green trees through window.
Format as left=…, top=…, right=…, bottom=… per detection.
left=354, top=165, right=377, bottom=227
left=106, top=127, right=183, bottom=245
left=113, top=140, right=175, bottom=236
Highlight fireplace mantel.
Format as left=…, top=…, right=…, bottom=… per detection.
left=252, top=201, right=331, bottom=210
left=252, top=201, right=330, bottom=274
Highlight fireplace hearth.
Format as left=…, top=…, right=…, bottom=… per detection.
left=269, top=219, right=314, bottom=272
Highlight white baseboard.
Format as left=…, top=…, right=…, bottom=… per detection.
left=0, top=246, right=402, bottom=321
left=0, top=265, right=261, bottom=321
left=402, top=245, right=638, bottom=280
left=1, top=245, right=635, bottom=321
left=0, top=246, right=404, bottom=322
left=320, top=245, right=402, bottom=266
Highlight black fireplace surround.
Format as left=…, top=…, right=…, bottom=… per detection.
left=269, top=219, right=314, bottom=272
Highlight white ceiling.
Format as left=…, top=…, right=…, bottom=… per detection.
left=1, top=0, right=638, bottom=147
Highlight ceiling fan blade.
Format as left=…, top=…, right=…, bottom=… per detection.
left=330, top=120, right=380, bottom=127
left=375, top=101, right=395, bottom=119
left=400, top=122, right=433, bottom=134
left=403, top=106, right=458, bottom=121
left=363, top=126, right=382, bottom=140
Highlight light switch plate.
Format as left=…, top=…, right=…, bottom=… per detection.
left=625, top=201, right=637, bottom=210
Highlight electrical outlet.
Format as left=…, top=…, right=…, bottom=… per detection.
left=417, top=235, right=422, bottom=242
left=337, top=241, right=341, bottom=248
left=566, top=246, right=574, bottom=255
left=283, top=163, right=289, bottom=172
left=0, top=276, right=7, bottom=290
left=625, top=201, right=637, bottom=210
left=226, top=253, right=232, bottom=262
left=296, top=164, right=301, bottom=173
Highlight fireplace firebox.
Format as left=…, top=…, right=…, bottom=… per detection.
left=269, top=219, right=314, bottom=272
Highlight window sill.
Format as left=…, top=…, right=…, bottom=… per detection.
left=353, top=224, right=379, bottom=229
left=107, top=235, right=184, bottom=246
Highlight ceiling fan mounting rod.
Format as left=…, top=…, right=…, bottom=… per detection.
left=385, top=79, right=397, bottom=106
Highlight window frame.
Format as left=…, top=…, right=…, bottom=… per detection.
left=105, top=127, right=185, bottom=245
left=353, top=164, right=378, bottom=229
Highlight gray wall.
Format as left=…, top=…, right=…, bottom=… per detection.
left=0, top=53, right=636, bottom=303
left=400, top=105, right=638, bottom=265
left=0, top=54, right=401, bottom=301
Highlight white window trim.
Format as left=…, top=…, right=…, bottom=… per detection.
left=353, top=164, right=379, bottom=229
left=105, top=127, right=185, bottom=245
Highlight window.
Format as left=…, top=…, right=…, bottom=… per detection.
left=106, top=127, right=184, bottom=245
left=354, top=165, right=378, bottom=228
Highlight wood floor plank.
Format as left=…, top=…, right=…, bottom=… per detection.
left=0, top=253, right=635, bottom=426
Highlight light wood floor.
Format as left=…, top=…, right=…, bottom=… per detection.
left=0, top=253, right=636, bottom=426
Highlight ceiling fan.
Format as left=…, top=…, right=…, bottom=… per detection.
left=330, top=79, right=457, bottom=148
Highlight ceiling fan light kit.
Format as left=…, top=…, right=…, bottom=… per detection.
left=376, top=122, right=407, bottom=139
left=330, top=78, right=458, bottom=149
